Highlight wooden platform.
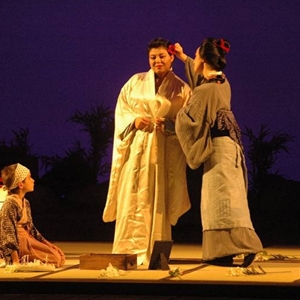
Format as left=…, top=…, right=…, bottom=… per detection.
left=0, top=242, right=299, bottom=299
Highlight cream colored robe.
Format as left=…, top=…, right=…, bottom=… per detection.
left=103, top=69, right=191, bottom=265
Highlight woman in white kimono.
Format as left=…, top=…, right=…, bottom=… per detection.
left=174, top=38, right=263, bottom=267
left=103, top=38, right=191, bottom=265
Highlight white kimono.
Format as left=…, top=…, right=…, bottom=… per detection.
left=103, top=69, right=191, bottom=265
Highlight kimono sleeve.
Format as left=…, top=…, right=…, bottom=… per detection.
left=0, top=200, right=20, bottom=258
left=185, top=57, right=202, bottom=90
left=114, top=74, right=144, bottom=141
left=115, top=85, right=135, bottom=141
left=175, top=87, right=214, bottom=169
left=111, top=76, right=140, bottom=163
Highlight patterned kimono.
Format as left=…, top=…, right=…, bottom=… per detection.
left=103, top=69, right=191, bottom=265
left=175, top=57, right=263, bottom=260
left=0, top=195, right=65, bottom=266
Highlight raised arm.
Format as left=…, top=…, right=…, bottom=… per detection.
left=174, top=43, right=202, bottom=90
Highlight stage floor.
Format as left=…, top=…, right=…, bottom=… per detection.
left=1, top=242, right=299, bottom=299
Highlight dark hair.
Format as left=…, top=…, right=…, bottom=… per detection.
left=199, top=38, right=230, bottom=71
left=147, top=37, right=172, bottom=54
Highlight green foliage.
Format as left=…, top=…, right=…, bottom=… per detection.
left=243, top=124, right=293, bottom=193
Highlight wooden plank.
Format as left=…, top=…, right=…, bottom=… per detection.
left=79, top=253, right=137, bottom=270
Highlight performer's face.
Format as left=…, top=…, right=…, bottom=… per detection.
left=193, top=47, right=204, bottom=75
left=148, top=46, right=174, bottom=77
left=20, top=172, right=35, bottom=193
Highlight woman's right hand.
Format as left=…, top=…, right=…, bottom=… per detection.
left=135, top=117, right=152, bottom=130
left=174, top=43, right=187, bottom=62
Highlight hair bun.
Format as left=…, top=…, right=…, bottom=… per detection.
left=214, top=39, right=230, bottom=53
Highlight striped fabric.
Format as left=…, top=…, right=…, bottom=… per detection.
left=202, top=227, right=263, bottom=260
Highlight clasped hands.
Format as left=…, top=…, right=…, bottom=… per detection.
left=135, top=117, right=166, bottom=133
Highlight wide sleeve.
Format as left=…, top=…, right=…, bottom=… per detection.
left=185, top=56, right=203, bottom=90
left=175, top=87, right=215, bottom=169
left=103, top=75, right=143, bottom=222
left=115, top=80, right=137, bottom=140
left=0, top=200, right=20, bottom=260
left=110, top=76, right=140, bottom=163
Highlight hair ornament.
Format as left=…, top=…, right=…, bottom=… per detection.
left=167, top=44, right=176, bottom=55
left=214, top=39, right=230, bottom=53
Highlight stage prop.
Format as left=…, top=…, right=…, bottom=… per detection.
left=148, top=240, right=173, bottom=270
left=79, top=253, right=137, bottom=270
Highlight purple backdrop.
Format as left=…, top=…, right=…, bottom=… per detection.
left=1, top=0, right=299, bottom=181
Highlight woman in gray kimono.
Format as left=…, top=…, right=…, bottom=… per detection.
left=174, top=38, right=263, bottom=267
left=103, top=38, right=191, bottom=265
